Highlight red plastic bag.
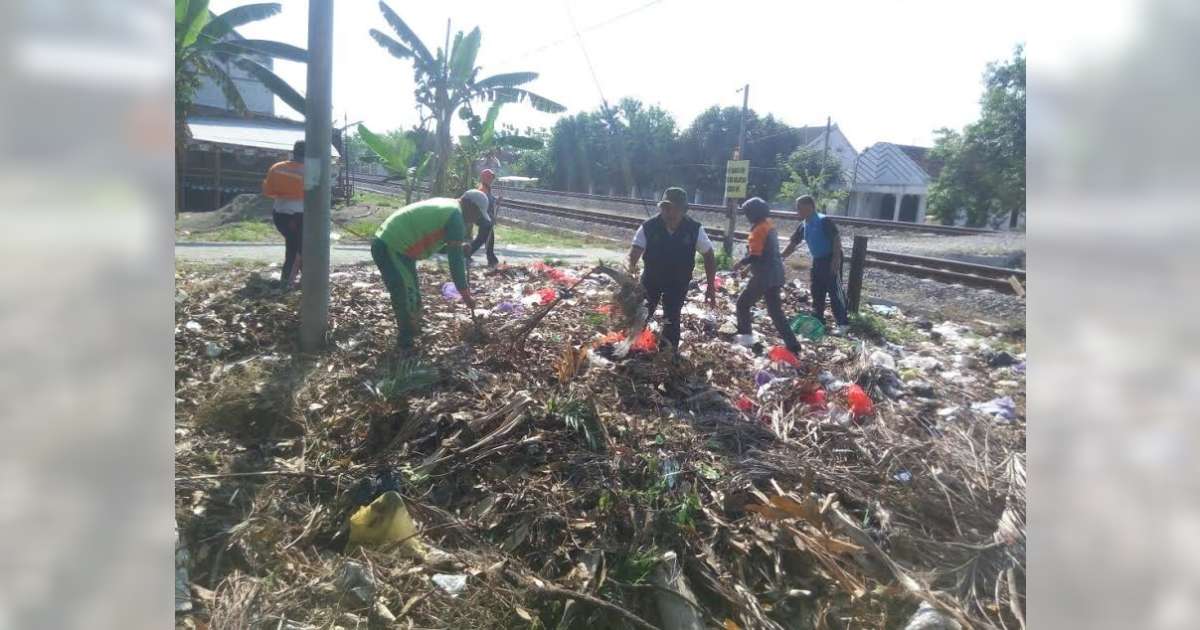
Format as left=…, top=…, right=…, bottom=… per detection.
left=538, top=288, right=557, bottom=305
left=767, top=345, right=800, bottom=367
left=713, top=276, right=724, bottom=290
left=630, top=329, right=657, bottom=352
left=596, top=304, right=613, bottom=314
left=803, top=388, right=827, bottom=409
left=530, top=261, right=550, bottom=273
left=847, top=384, right=874, bottom=416
left=736, top=395, right=755, bottom=411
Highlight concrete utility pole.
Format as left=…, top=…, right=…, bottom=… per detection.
left=300, top=0, right=334, bottom=352
left=725, top=84, right=749, bottom=256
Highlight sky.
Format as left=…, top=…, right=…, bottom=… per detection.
left=211, top=0, right=1033, bottom=149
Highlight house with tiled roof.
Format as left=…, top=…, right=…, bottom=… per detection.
left=842, top=142, right=933, bottom=223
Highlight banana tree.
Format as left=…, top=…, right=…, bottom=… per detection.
left=356, top=124, right=433, bottom=205
left=176, top=0, right=308, bottom=211
left=368, top=1, right=566, bottom=195
left=451, top=98, right=543, bottom=193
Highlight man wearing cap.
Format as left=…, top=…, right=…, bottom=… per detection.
left=477, top=169, right=503, bottom=266
left=627, top=187, right=718, bottom=352
left=371, top=189, right=492, bottom=350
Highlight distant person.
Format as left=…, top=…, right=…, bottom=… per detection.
left=477, top=169, right=503, bottom=266
left=371, top=190, right=492, bottom=350
left=262, top=141, right=306, bottom=289
left=627, top=187, right=718, bottom=352
left=781, top=195, right=849, bottom=334
left=732, top=197, right=803, bottom=353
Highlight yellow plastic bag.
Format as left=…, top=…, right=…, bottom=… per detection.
left=347, top=491, right=425, bottom=558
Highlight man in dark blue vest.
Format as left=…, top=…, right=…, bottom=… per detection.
left=782, top=195, right=850, bottom=334
left=628, top=187, right=718, bottom=352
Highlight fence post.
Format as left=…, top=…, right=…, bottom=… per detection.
left=847, top=235, right=868, bottom=313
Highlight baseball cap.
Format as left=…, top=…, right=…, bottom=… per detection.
left=461, top=189, right=491, bottom=223
left=659, top=187, right=689, bottom=210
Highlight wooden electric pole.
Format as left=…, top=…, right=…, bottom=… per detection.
left=725, top=84, right=749, bottom=256
left=300, top=0, right=333, bottom=352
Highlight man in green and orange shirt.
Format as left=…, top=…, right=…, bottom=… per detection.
left=371, top=190, right=493, bottom=349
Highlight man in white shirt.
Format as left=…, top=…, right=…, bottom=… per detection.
left=627, top=187, right=718, bottom=351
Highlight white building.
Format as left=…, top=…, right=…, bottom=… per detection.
left=841, top=142, right=938, bottom=223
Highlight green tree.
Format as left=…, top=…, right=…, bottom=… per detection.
left=677, top=107, right=804, bottom=202
left=777, top=147, right=846, bottom=208
left=175, top=0, right=308, bottom=210
left=355, top=124, right=433, bottom=204
left=368, top=1, right=566, bottom=195
left=927, top=45, right=1026, bottom=228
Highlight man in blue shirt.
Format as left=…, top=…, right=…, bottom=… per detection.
left=782, top=195, right=849, bottom=333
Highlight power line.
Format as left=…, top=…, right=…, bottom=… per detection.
left=492, top=0, right=664, bottom=67
left=564, top=1, right=610, bottom=110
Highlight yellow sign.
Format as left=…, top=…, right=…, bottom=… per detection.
left=724, top=160, right=750, bottom=199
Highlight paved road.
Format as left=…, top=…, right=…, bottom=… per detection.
left=175, top=241, right=623, bottom=266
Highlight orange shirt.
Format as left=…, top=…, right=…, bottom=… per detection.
left=748, top=219, right=774, bottom=256
left=262, top=160, right=305, bottom=200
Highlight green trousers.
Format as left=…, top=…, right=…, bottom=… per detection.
left=371, top=238, right=421, bottom=346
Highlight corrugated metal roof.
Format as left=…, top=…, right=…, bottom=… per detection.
left=187, top=117, right=340, bottom=156
left=852, top=142, right=929, bottom=187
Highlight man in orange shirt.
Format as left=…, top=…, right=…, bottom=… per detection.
left=262, top=141, right=306, bottom=289
left=731, top=197, right=802, bottom=353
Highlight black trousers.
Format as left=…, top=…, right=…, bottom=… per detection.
left=272, top=212, right=303, bottom=285
left=736, top=276, right=801, bottom=352
left=644, top=282, right=688, bottom=350
left=485, top=202, right=500, bottom=266
left=811, top=254, right=849, bottom=326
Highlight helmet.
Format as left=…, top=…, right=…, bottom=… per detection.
left=739, top=197, right=770, bottom=222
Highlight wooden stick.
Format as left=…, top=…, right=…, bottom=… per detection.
left=527, top=580, right=660, bottom=630
left=175, top=470, right=336, bottom=482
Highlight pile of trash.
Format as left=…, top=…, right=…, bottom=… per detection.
left=175, top=259, right=1026, bottom=629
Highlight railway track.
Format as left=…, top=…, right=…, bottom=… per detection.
left=355, top=180, right=1026, bottom=294
left=355, top=173, right=988, bottom=237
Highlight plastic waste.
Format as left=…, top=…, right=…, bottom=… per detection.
left=333, top=560, right=377, bottom=607
left=205, top=341, right=222, bottom=358
left=970, top=396, right=1017, bottom=423
left=803, top=388, right=827, bottom=409
left=904, top=601, right=962, bottom=630
left=185, top=320, right=202, bottom=332
left=630, top=329, right=657, bottom=352
left=735, top=395, right=755, bottom=411
left=754, top=370, right=775, bottom=387
left=893, top=469, right=913, bottom=484
left=347, top=491, right=425, bottom=558
left=441, top=282, right=461, bottom=301
left=492, top=300, right=521, bottom=315
left=432, top=574, right=468, bottom=597
left=868, top=350, right=896, bottom=370
left=789, top=314, right=826, bottom=341
left=538, top=288, right=557, bottom=305
left=847, top=384, right=874, bottom=416
left=986, top=350, right=1019, bottom=368
left=767, top=345, right=800, bottom=367
left=871, top=304, right=900, bottom=316
left=596, top=304, right=613, bottom=314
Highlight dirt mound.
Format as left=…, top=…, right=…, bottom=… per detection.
left=178, top=194, right=276, bottom=232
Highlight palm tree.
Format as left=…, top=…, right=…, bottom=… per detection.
left=368, top=1, right=566, bottom=194
left=175, top=0, right=308, bottom=211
